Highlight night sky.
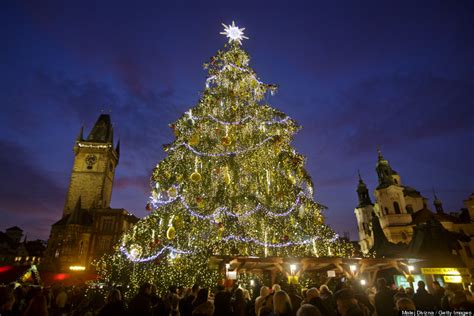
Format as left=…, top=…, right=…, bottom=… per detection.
left=1, top=1, right=473, bottom=240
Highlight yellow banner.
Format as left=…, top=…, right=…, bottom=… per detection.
left=421, top=267, right=469, bottom=275
left=443, top=275, right=462, bottom=283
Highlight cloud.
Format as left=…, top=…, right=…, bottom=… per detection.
left=0, top=140, right=65, bottom=238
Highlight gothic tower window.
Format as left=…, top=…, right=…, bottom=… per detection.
left=406, top=205, right=413, bottom=214
left=394, top=202, right=401, bottom=214
left=384, top=207, right=389, bottom=215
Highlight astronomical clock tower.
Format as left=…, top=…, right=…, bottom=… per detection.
left=43, top=114, right=138, bottom=272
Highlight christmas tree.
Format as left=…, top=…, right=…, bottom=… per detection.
left=97, top=22, right=353, bottom=292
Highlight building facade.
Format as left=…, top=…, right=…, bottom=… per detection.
left=43, top=114, right=138, bottom=272
left=355, top=149, right=474, bottom=269
left=0, top=226, right=46, bottom=266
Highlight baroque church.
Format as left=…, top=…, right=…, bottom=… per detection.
left=43, top=114, right=138, bottom=272
left=355, top=148, right=474, bottom=269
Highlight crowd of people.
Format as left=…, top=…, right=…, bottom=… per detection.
left=1, top=277, right=474, bottom=316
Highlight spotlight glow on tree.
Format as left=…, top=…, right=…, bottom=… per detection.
left=97, top=22, right=353, bottom=293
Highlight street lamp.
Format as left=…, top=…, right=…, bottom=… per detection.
left=360, top=279, right=366, bottom=286
left=350, top=265, right=357, bottom=273
left=225, top=263, right=230, bottom=279
left=290, top=264, right=297, bottom=275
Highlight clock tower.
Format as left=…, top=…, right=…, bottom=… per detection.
left=63, top=114, right=120, bottom=215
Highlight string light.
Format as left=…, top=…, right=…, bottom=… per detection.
left=171, top=136, right=275, bottom=157
left=151, top=192, right=305, bottom=219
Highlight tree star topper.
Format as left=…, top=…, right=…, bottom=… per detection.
left=220, top=21, right=249, bottom=45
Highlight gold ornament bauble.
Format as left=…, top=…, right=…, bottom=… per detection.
left=221, top=136, right=232, bottom=146
left=166, top=226, right=176, bottom=240
left=224, top=172, right=231, bottom=185
left=176, top=174, right=183, bottom=182
left=190, top=172, right=202, bottom=182
left=189, top=134, right=200, bottom=146
left=168, top=186, right=178, bottom=198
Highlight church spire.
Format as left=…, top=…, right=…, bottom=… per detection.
left=115, top=139, right=121, bottom=161
left=433, top=188, right=444, bottom=214
left=375, top=146, right=399, bottom=188
left=377, top=145, right=384, bottom=161
left=76, top=126, right=84, bottom=142
left=87, top=114, right=113, bottom=143
left=357, top=171, right=373, bottom=207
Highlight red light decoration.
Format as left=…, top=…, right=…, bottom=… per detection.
left=0, top=266, right=13, bottom=273
left=53, top=273, right=69, bottom=281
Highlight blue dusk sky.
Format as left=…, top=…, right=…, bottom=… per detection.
left=1, top=0, right=473, bottom=240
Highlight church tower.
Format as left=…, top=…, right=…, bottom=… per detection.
left=354, top=172, right=375, bottom=253
left=373, top=148, right=423, bottom=243
left=63, top=114, right=120, bottom=215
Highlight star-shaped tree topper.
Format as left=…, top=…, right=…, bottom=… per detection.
left=220, top=21, right=249, bottom=45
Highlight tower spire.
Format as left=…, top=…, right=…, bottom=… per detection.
left=433, top=188, right=444, bottom=214
left=77, top=126, right=84, bottom=142
left=115, top=139, right=121, bottom=162
left=357, top=171, right=373, bottom=207
left=377, top=145, right=384, bottom=161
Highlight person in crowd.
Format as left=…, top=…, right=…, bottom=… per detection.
left=23, top=292, right=49, bottom=316
left=128, top=282, right=153, bottom=316
left=255, top=286, right=270, bottom=315
left=258, top=293, right=274, bottom=316
left=319, top=285, right=336, bottom=314
left=0, top=287, right=15, bottom=316
left=304, top=288, right=329, bottom=315
left=193, top=288, right=210, bottom=311
left=231, top=288, right=247, bottom=316
left=432, top=281, right=445, bottom=308
left=97, top=288, right=126, bottom=316
left=451, top=290, right=474, bottom=310
left=192, top=288, right=213, bottom=316
left=296, top=304, right=321, bottom=316
left=413, top=281, right=435, bottom=310
left=181, top=284, right=200, bottom=316
left=55, top=286, right=68, bottom=316
left=441, top=283, right=458, bottom=310
left=273, top=290, right=292, bottom=316
left=170, top=293, right=181, bottom=316
left=405, top=287, right=414, bottom=300
left=334, top=288, right=364, bottom=316
left=213, top=286, right=232, bottom=316
left=351, top=282, right=374, bottom=315
left=286, top=285, right=302, bottom=316
left=374, top=278, right=395, bottom=316
left=395, top=297, right=416, bottom=311
left=272, top=284, right=281, bottom=293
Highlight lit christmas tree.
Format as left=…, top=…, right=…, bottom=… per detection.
left=97, top=22, right=353, bottom=292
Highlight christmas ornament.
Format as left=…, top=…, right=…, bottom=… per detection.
left=168, top=186, right=178, bottom=198
left=221, top=136, right=232, bottom=146
left=224, top=168, right=231, bottom=185
left=129, top=245, right=142, bottom=260
left=190, top=172, right=202, bottom=182
left=166, top=226, right=176, bottom=240
left=196, top=197, right=205, bottom=209
left=283, top=235, right=289, bottom=242
left=146, top=202, right=152, bottom=211
left=189, top=133, right=200, bottom=146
